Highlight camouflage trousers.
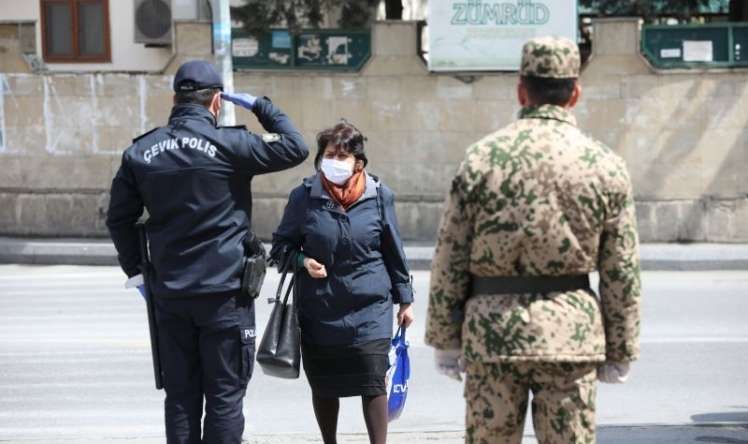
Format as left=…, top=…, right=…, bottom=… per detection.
left=464, top=361, right=598, bottom=444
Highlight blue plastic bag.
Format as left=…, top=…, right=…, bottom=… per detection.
left=386, top=326, right=410, bottom=422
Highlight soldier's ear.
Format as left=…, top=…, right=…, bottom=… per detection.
left=517, top=80, right=530, bottom=107
left=566, top=81, right=582, bottom=109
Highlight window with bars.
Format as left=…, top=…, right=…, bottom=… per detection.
left=41, top=0, right=111, bottom=62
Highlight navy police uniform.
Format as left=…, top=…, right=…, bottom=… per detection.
left=106, top=61, right=309, bottom=444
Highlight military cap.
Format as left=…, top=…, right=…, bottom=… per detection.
left=519, top=36, right=580, bottom=79
left=173, top=60, right=224, bottom=92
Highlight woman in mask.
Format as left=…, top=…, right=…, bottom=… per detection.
left=271, top=120, right=415, bottom=444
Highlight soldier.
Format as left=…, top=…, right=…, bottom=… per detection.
left=425, top=37, right=641, bottom=443
left=106, top=60, right=309, bottom=443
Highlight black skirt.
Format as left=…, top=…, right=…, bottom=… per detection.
left=301, top=338, right=390, bottom=398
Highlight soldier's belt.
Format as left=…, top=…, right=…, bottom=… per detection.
left=470, top=275, right=590, bottom=296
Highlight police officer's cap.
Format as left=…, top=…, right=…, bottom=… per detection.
left=173, top=60, right=224, bottom=92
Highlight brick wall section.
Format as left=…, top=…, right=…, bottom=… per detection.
left=0, top=19, right=746, bottom=241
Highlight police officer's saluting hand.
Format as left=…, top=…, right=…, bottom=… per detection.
left=106, top=60, right=309, bottom=444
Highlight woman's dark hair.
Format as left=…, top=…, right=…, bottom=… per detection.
left=314, top=120, right=368, bottom=169
left=521, top=76, right=576, bottom=106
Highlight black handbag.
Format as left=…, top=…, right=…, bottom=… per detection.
left=256, top=253, right=301, bottom=379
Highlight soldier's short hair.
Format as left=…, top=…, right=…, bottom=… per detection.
left=314, top=120, right=369, bottom=169
left=174, top=87, right=221, bottom=107
left=521, top=76, right=577, bottom=107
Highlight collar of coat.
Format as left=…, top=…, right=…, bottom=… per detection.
left=304, top=171, right=380, bottom=204
left=168, top=103, right=217, bottom=127
left=518, top=104, right=577, bottom=127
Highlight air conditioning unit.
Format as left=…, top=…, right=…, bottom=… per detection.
left=134, top=0, right=173, bottom=46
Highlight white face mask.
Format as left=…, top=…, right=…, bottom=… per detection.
left=320, top=158, right=354, bottom=185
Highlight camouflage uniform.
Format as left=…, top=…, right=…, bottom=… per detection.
left=425, top=37, right=641, bottom=444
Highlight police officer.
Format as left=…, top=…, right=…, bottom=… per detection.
left=106, top=60, right=309, bottom=443
left=425, top=37, right=642, bottom=443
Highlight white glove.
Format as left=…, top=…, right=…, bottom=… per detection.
left=124, top=274, right=147, bottom=300
left=597, top=361, right=630, bottom=384
left=434, top=349, right=464, bottom=382
left=124, top=274, right=144, bottom=289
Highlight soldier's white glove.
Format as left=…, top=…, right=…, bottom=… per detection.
left=434, top=349, right=464, bottom=382
left=597, top=361, right=630, bottom=384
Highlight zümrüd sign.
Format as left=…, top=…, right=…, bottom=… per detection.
left=428, top=0, right=578, bottom=71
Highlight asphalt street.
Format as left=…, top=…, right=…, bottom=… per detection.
left=0, top=266, right=747, bottom=443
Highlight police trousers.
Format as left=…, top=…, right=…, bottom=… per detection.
left=464, top=361, right=598, bottom=444
left=155, top=291, right=255, bottom=444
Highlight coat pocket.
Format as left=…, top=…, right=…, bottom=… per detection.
left=238, top=325, right=256, bottom=386
left=355, top=264, right=392, bottom=299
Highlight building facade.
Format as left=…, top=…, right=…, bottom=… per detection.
left=0, top=5, right=746, bottom=242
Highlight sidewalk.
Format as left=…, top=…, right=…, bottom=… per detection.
left=1, top=237, right=748, bottom=270
left=240, top=426, right=748, bottom=444
left=17, top=426, right=748, bottom=443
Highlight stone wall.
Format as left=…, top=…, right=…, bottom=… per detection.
left=0, top=23, right=34, bottom=74
left=0, top=19, right=746, bottom=242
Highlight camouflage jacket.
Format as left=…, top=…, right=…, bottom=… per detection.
left=425, top=105, right=641, bottom=363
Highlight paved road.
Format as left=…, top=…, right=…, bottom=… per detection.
left=0, top=266, right=747, bottom=443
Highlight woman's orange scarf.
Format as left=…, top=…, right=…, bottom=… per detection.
left=322, top=170, right=366, bottom=210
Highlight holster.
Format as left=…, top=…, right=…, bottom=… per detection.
left=241, top=233, right=267, bottom=301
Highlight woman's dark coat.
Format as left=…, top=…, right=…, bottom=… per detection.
left=271, top=172, right=414, bottom=346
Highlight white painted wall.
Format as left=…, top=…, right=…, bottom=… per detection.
left=174, top=0, right=212, bottom=20
left=402, top=0, right=427, bottom=20
left=376, top=0, right=427, bottom=20
left=173, top=0, right=198, bottom=20
left=0, top=0, right=37, bottom=20
left=0, top=0, right=180, bottom=72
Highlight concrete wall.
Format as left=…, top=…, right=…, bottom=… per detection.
left=0, top=18, right=746, bottom=242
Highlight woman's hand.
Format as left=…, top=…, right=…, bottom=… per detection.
left=303, top=257, right=327, bottom=279
left=397, top=304, right=414, bottom=328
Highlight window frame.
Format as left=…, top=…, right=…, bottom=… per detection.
left=40, top=0, right=111, bottom=63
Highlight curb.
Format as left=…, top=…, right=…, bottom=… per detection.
left=0, top=238, right=119, bottom=266
left=1, top=238, right=748, bottom=271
